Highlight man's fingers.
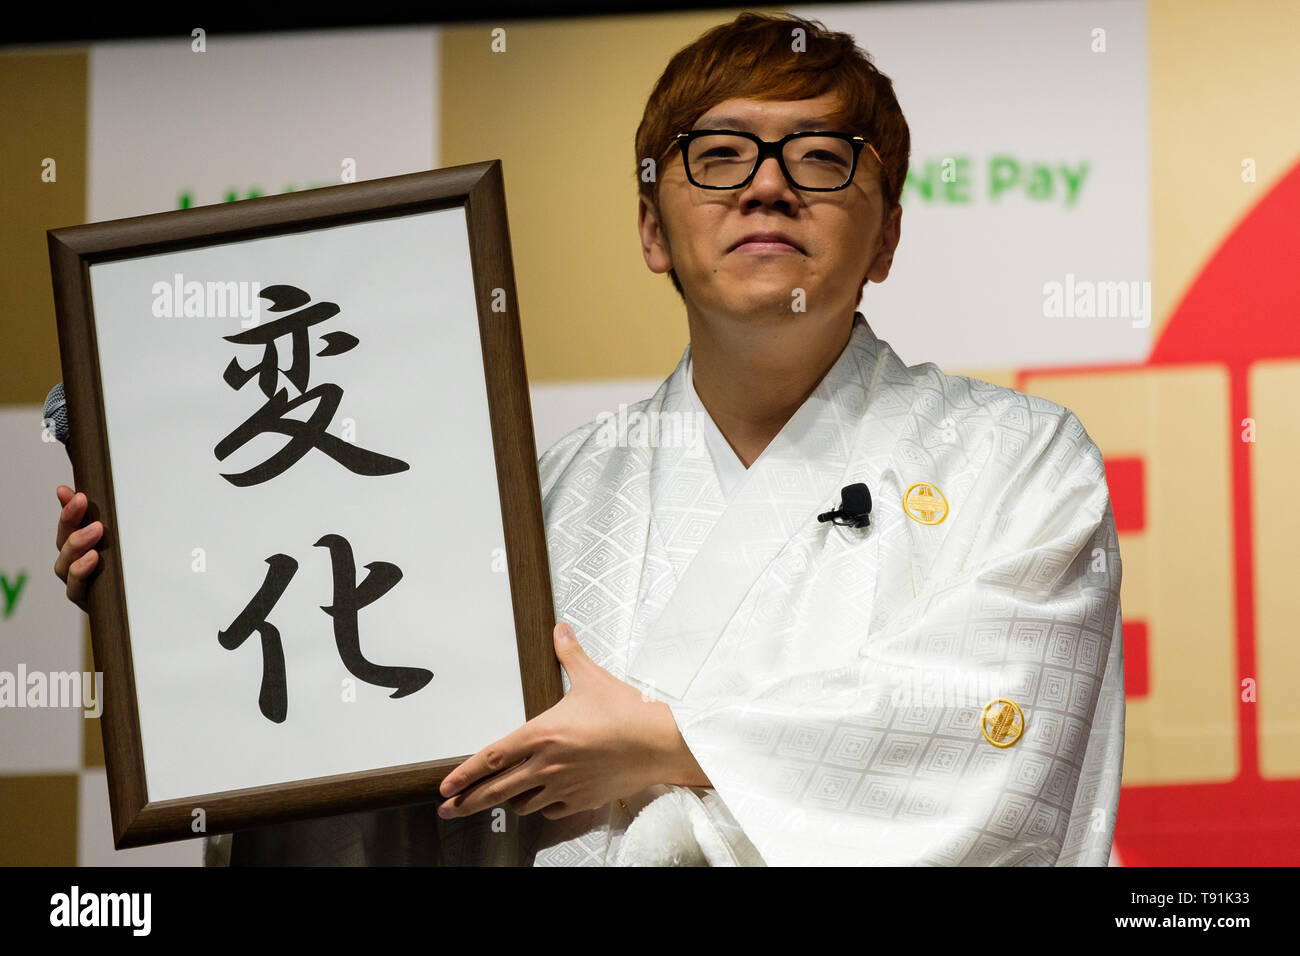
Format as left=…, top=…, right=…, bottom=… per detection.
left=65, top=550, right=96, bottom=606
left=509, top=786, right=559, bottom=816
left=440, top=728, right=537, bottom=797
left=439, top=742, right=525, bottom=797
left=54, top=522, right=102, bottom=583
left=440, top=755, right=538, bottom=817
left=54, top=489, right=101, bottom=615
left=54, top=521, right=102, bottom=578
left=55, top=491, right=86, bottom=550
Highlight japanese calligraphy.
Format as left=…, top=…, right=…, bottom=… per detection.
left=218, top=534, right=433, bottom=723
left=214, top=283, right=410, bottom=486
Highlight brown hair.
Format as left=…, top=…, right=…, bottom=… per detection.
left=635, top=12, right=910, bottom=297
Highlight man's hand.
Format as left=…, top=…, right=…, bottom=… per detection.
left=437, top=621, right=711, bottom=820
left=54, top=485, right=103, bottom=614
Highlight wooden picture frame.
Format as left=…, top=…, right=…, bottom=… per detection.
left=48, top=161, right=562, bottom=849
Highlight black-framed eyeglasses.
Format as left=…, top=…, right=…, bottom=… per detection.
left=674, top=129, right=884, bottom=192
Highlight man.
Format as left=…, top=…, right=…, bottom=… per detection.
left=55, top=11, right=1124, bottom=866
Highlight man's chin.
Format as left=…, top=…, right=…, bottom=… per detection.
left=732, top=277, right=811, bottom=310
left=714, top=294, right=811, bottom=322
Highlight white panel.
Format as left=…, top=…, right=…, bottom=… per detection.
left=89, top=27, right=438, bottom=220
left=529, top=377, right=667, bottom=456
left=797, top=0, right=1150, bottom=367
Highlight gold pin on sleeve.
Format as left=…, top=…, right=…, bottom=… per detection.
left=981, top=698, right=1026, bottom=747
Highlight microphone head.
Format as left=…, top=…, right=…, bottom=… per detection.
left=43, top=382, right=70, bottom=446
left=841, top=482, right=872, bottom=516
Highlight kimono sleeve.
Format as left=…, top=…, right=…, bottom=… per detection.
left=1055, top=601, right=1125, bottom=866
left=664, top=406, right=1125, bottom=866
left=537, top=419, right=601, bottom=499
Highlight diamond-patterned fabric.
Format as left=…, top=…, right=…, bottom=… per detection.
left=528, top=312, right=1123, bottom=866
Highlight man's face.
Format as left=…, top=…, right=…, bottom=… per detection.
left=639, top=92, right=901, bottom=322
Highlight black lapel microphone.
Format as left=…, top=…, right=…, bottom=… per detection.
left=817, top=482, right=872, bottom=528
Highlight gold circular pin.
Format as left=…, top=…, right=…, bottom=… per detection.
left=903, top=482, right=949, bottom=525
left=981, top=698, right=1025, bottom=748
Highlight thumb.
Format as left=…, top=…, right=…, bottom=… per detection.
left=553, top=621, right=587, bottom=667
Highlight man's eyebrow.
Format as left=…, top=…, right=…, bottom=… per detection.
left=694, top=116, right=838, bottom=131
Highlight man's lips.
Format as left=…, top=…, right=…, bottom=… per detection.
left=729, top=233, right=804, bottom=254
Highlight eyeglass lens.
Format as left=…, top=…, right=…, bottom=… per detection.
left=687, top=134, right=855, bottom=189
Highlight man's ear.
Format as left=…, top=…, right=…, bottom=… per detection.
left=638, top=193, right=673, bottom=276
left=865, top=203, right=902, bottom=284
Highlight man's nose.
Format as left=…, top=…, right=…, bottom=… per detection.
left=744, top=154, right=796, bottom=200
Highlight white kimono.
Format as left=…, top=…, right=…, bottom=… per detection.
left=525, top=311, right=1124, bottom=866
left=209, top=310, right=1123, bottom=867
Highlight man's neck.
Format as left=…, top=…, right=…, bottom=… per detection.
left=686, top=307, right=856, bottom=468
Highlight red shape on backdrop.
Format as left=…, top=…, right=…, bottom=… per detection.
left=1104, top=457, right=1145, bottom=532
left=1149, top=165, right=1300, bottom=365
left=1122, top=621, right=1149, bottom=697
